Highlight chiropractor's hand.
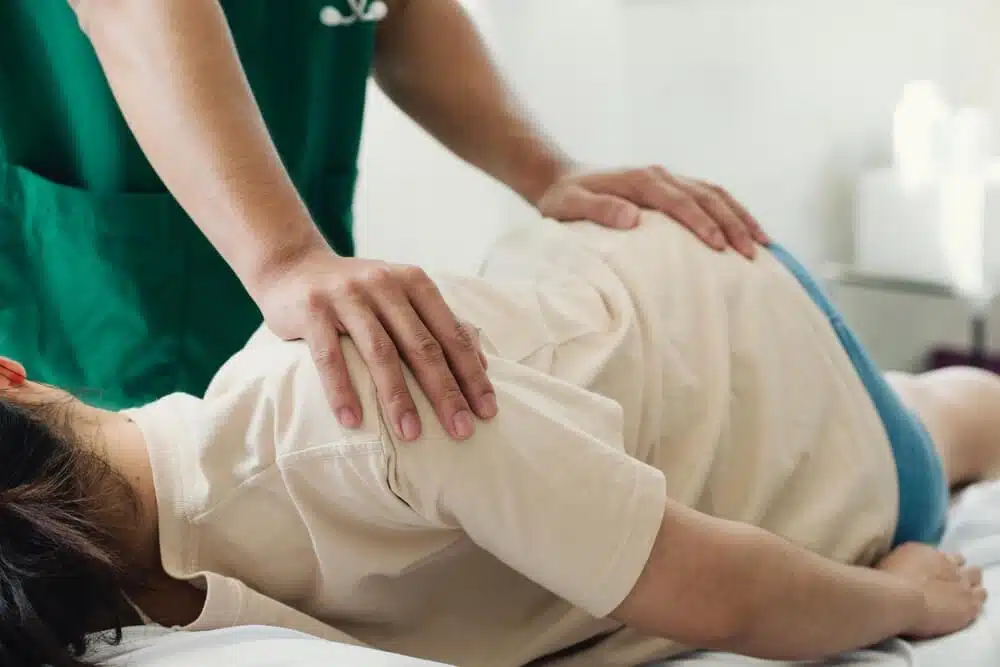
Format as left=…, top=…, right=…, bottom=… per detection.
left=257, top=245, right=496, bottom=442
left=536, top=166, right=769, bottom=259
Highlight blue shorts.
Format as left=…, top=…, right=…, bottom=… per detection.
left=768, top=244, right=948, bottom=546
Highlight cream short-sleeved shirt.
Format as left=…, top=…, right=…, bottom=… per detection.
left=127, top=214, right=898, bottom=667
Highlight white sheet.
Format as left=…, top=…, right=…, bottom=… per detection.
left=87, top=481, right=1000, bottom=667
left=87, top=625, right=452, bottom=667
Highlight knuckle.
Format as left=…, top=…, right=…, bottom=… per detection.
left=702, top=180, right=727, bottom=195
left=692, top=190, right=719, bottom=209
left=642, top=168, right=664, bottom=188
left=652, top=165, right=672, bottom=179
left=676, top=196, right=704, bottom=215
left=334, top=278, right=366, bottom=301
left=662, top=190, right=691, bottom=209
left=398, top=264, right=430, bottom=285
left=330, top=379, right=354, bottom=398
left=405, top=270, right=440, bottom=300
left=466, top=369, right=493, bottom=394
left=383, top=384, right=414, bottom=411
left=628, top=168, right=657, bottom=192
left=303, top=287, right=332, bottom=315
left=367, top=333, right=399, bottom=364
left=727, top=219, right=751, bottom=236
left=451, top=322, right=478, bottom=352
left=412, top=333, right=446, bottom=364
left=362, top=265, right=396, bottom=290
left=311, top=344, right=341, bottom=369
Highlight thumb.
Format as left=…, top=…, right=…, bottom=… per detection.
left=543, top=188, right=641, bottom=229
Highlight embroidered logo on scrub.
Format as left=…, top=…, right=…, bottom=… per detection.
left=319, top=0, right=389, bottom=26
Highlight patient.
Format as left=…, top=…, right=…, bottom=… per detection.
left=0, top=214, right=995, bottom=667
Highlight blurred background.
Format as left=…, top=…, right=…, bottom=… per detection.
left=354, top=0, right=1000, bottom=372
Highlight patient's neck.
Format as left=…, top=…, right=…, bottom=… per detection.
left=7, top=382, right=205, bottom=628
left=14, top=383, right=162, bottom=570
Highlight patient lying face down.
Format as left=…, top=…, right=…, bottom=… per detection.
left=0, top=218, right=995, bottom=667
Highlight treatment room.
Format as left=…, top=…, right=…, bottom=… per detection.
left=1, top=0, right=999, bottom=666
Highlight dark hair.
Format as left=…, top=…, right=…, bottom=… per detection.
left=0, top=392, right=140, bottom=667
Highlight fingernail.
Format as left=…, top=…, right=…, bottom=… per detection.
left=452, top=410, right=475, bottom=439
left=399, top=411, right=421, bottom=441
left=619, top=207, right=640, bottom=229
left=338, top=407, right=360, bottom=428
left=477, top=392, right=498, bottom=419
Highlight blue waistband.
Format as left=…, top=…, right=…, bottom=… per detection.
left=767, top=244, right=948, bottom=546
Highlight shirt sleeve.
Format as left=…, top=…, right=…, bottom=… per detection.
left=386, top=357, right=668, bottom=619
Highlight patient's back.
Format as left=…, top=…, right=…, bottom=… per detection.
left=475, top=215, right=897, bottom=566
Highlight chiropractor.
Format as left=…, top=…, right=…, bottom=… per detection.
left=0, top=0, right=767, bottom=441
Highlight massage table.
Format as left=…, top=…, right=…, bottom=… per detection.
left=89, top=481, right=1000, bottom=667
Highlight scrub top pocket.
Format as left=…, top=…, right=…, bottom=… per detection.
left=0, top=162, right=262, bottom=408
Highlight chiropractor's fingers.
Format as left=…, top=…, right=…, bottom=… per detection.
left=676, top=177, right=757, bottom=258
left=283, top=254, right=494, bottom=442
left=333, top=283, right=424, bottom=442
left=541, top=186, right=642, bottom=230
left=561, top=168, right=728, bottom=251
left=701, top=180, right=771, bottom=246
left=463, top=322, right=489, bottom=370
left=625, top=168, right=729, bottom=251
left=304, top=300, right=364, bottom=430
left=362, top=264, right=495, bottom=442
left=403, top=268, right=497, bottom=425
left=542, top=167, right=766, bottom=257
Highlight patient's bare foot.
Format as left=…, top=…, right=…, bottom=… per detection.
left=876, top=542, right=986, bottom=640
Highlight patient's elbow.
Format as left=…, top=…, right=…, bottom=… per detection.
left=611, top=538, right=753, bottom=650
left=612, top=580, right=748, bottom=651
left=610, top=510, right=763, bottom=651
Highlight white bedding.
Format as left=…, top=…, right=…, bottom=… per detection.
left=88, top=481, right=1000, bottom=667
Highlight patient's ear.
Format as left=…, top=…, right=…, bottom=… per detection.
left=0, top=357, right=26, bottom=387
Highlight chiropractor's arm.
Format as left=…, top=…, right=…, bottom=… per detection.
left=374, top=0, right=768, bottom=257
left=68, top=0, right=496, bottom=442
left=613, top=503, right=984, bottom=661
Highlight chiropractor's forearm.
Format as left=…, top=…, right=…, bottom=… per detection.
left=618, top=508, right=924, bottom=661
left=374, top=0, right=572, bottom=205
left=70, top=0, right=328, bottom=291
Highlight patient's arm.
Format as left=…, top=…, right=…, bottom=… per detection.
left=612, top=500, right=984, bottom=661
left=384, top=351, right=982, bottom=661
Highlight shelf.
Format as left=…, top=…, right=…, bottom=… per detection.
left=820, top=263, right=960, bottom=299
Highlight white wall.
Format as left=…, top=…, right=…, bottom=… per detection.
left=622, top=0, right=1000, bottom=265
left=355, top=0, right=1000, bottom=369
left=354, top=0, right=630, bottom=273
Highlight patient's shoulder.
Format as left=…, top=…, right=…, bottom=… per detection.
left=242, top=324, right=286, bottom=350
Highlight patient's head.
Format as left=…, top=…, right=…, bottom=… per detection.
left=0, top=361, right=138, bottom=667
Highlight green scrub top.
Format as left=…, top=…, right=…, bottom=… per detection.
left=0, top=0, right=377, bottom=407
